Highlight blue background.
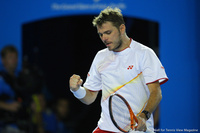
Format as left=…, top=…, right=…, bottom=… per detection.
left=0, top=0, right=199, bottom=130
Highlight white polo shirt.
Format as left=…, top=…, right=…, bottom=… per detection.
left=84, top=39, right=168, bottom=132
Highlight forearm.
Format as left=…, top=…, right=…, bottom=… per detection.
left=139, top=81, right=162, bottom=120
left=143, top=88, right=162, bottom=114
left=69, top=74, right=98, bottom=105
left=136, top=82, right=162, bottom=131
left=80, top=88, right=98, bottom=105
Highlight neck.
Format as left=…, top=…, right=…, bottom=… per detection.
left=123, top=35, right=131, bottom=47
left=114, top=35, right=131, bottom=52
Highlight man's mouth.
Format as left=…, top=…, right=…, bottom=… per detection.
left=105, top=42, right=112, bottom=46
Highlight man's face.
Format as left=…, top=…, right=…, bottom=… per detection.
left=97, top=22, right=122, bottom=52
left=2, top=52, right=18, bottom=71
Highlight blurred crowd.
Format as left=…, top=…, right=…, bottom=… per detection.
left=0, top=45, right=74, bottom=133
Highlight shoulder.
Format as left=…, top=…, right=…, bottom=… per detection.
left=94, top=48, right=111, bottom=60
left=0, top=75, right=11, bottom=93
left=131, top=40, right=157, bottom=60
left=0, top=72, right=11, bottom=88
left=131, top=40, right=154, bottom=54
left=97, top=48, right=110, bottom=55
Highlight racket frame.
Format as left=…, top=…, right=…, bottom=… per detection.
left=109, top=93, right=138, bottom=133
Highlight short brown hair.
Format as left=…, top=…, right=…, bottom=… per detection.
left=92, top=7, right=125, bottom=28
left=1, top=45, right=18, bottom=58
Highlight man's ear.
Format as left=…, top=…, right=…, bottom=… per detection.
left=119, top=24, right=126, bottom=34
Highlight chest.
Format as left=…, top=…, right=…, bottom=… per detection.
left=97, top=54, right=141, bottom=83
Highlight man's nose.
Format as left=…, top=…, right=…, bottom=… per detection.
left=101, top=34, right=108, bottom=42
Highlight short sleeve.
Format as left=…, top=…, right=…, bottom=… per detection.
left=140, top=48, right=168, bottom=85
left=83, top=53, right=102, bottom=91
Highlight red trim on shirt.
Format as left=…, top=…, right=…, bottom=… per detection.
left=114, top=38, right=132, bottom=52
left=146, top=78, right=168, bottom=85
left=93, top=127, right=115, bottom=133
left=88, top=89, right=100, bottom=92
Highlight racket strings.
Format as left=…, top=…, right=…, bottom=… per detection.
left=111, top=96, right=132, bottom=131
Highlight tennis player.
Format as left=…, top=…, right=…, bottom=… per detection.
left=69, top=7, right=168, bottom=133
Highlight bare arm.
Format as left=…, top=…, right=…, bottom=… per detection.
left=142, top=81, right=162, bottom=115
left=80, top=88, right=98, bottom=105
left=0, top=101, right=21, bottom=112
left=69, top=74, right=99, bottom=105
left=136, top=81, right=162, bottom=131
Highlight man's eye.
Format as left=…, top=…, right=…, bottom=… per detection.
left=106, top=31, right=111, bottom=34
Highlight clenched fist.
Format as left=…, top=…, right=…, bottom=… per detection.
left=69, top=74, right=83, bottom=92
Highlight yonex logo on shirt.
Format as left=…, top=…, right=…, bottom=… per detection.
left=127, top=65, right=134, bottom=70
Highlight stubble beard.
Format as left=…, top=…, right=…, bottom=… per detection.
left=112, top=34, right=123, bottom=52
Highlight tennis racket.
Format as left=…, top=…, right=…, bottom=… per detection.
left=109, top=93, right=138, bottom=133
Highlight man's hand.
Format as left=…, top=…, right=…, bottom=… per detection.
left=69, top=74, right=83, bottom=92
left=135, top=114, right=147, bottom=132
